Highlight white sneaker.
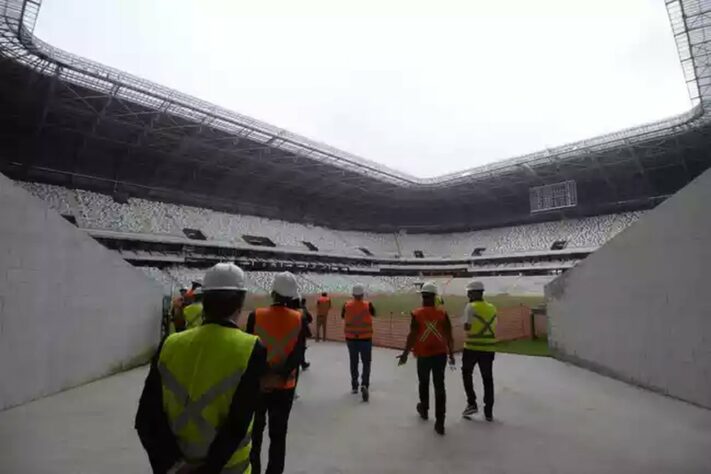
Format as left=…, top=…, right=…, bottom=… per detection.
left=462, top=405, right=478, bottom=418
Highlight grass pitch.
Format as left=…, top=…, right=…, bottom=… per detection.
left=245, top=292, right=544, bottom=319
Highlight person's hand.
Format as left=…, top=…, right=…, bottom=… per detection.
left=396, top=353, right=408, bottom=366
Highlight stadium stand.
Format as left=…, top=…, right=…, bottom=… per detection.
left=18, top=181, right=643, bottom=258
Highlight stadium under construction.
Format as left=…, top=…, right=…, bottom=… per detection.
left=1, top=0, right=710, bottom=473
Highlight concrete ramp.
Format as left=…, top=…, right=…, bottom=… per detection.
left=547, top=168, right=711, bottom=408
left=0, top=174, right=163, bottom=410
left=0, top=343, right=710, bottom=473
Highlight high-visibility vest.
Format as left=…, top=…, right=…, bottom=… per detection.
left=464, top=300, right=498, bottom=351
left=412, top=306, right=448, bottom=358
left=183, top=302, right=203, bottom=330
left=255, top=306, right=302, bottom=390
left=159, top=324, right=257, bottom=472
left=344, top=299, right=373, bottom=340
left=316, top=297, right=331, bottom=317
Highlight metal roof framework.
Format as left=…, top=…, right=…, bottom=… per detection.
left=1, top=0, right=711, bottom=230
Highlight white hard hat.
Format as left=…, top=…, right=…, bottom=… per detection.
left=419, top=281, right=438, bottom=295
left=466, top=280, right=485, bottom=292
left=272, top=272, right=299, bottom=298
left=352, top=284, right=365, bottom=296
left=202, top=263, right=247, bottom=291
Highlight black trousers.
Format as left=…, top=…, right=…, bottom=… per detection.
left=417, top=354, right=447, bottom=421
left=250, top=388, right=295, bottom=474
left=461, top=349, right=495, bottom=415
left=346, top=339, right=372, bottom=388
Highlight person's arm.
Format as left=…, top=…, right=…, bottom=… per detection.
left=275, top=315, right=308, bottom=377
left=463, top=304, right=473, bottom=331
left=198, top=342, right=268, bottom=474
left=369, top=302, right=376, bottom=317
left=397, top=315, right=418, bottom=364
left=245, top=311, right=256, bottom=335
left=341, top=304, right=346, bottom=319
left=443, top=313, right=455, bottom=364
left=135, top=344, right=182, bottom=474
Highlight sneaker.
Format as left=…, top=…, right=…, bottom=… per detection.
left=485, top=413, right=494, bottom=422
left=416, top=403, right=428, bottom=420
left=462, top=405, right=478, bottom=418
left=361, top=385, right=369, bottom=402
left=351, top=387, right=359, bottom=394
left=434, top=420, right=445, bottom=435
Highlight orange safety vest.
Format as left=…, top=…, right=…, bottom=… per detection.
left=316, top=297, right=331, bottom=317
left=255, top=306, right=302, bottom=390
left=412, top=306, right=449, bottom=358
left=344, top=299, right=373, bottom=340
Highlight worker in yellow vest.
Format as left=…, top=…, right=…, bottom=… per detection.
left=246, top=272, right=307, bottom=474
left=135, top=262, right=267, bottom=473
left=182, top=287, right=204, bottom=330
left=461, top=280, right=497, bottom=422
left=341, top=284, right=376, bottom=402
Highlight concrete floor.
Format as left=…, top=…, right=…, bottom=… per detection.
left=1, top=342, right=710, bottom=474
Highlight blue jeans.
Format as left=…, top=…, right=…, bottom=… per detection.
left=347, top=339, right=372, bottom=389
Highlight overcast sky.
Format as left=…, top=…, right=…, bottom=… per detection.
left=35, top=0, right=690, bottom=178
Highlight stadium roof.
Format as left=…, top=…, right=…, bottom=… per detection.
left=1, top=0, right=711, bottom=231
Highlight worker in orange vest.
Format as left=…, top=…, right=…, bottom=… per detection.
left=397, top=282, right=455, bottom=435
left=246, top=272, right=307, bottom=474
left=315, top=292, right=332, bottom=342
left=341, top=284, right=376, bottom=402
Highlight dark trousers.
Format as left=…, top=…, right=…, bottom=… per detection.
left=346, top=339, right=372, bottom=389
left=417, top=354, right=447, bottom=421
left=315, top=317, right=327, bottom=341
left=461, top=349, right=495, bottom=415
left=250, top=388, right=295, bottom=474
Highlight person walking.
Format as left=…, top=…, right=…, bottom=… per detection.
left=397, top=282, right=455, bottom=435
left=246, top=272, right=307, bottom=474
left=135, top=263, right=266, bottom=473
left=182, top=287, right=204, bottom=330
left=298, top=297, right=312, bottom=370
left=461, top=281, right=498, bottom=422
left=315, top=292, right=331, bottom=341
left=341, top=284, right=376, bottom=402
left=168, top=287, right=187, bottom=335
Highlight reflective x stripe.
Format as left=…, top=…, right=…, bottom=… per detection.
left=346, top=309, right=371, bottom=332
left=419, top=321, right=444, bottom=342
left=256, top=324, right=302, bottom=363
left=159, top=363, right=248, bottom=459
left=222, top=458, right=251, bottom=474
left=470, top=312, right=496, bottom=338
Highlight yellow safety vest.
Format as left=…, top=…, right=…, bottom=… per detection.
left=159, top=324, right=258, bottom=473
left=464, top=300, right=498, bottom=352
left=183, top=303, right=203, bottom=330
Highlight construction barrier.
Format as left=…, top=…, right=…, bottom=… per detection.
left=306, top=304, right=546, bottom=351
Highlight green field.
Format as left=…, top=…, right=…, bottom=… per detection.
left=495, top=338, right=550, bottom=357
left=244, top=292, right=544, bottom=318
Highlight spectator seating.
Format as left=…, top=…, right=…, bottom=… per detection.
left=19, top=180, right=641, bottom=258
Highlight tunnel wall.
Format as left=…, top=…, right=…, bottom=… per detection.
left=0, top=173, right=163, bottom=410
left=546, top=169, right=711, bottom=408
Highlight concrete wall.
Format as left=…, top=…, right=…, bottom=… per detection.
left=0, top=174, right=163, bottom=410
left=546, top=169, right=711, bottom=408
